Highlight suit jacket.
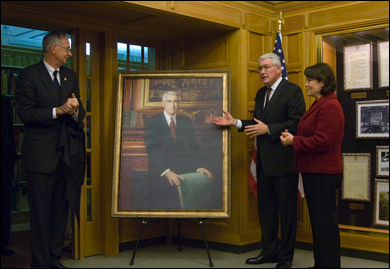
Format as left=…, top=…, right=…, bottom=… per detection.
left=293, top=92, right=344, bottom=174
left=144, top=112, right=203, bottom=208
left=240, top=78, right=306, bottom=177
left=15, top=61, right=86, bottom=221
left=145, top=112, right=202, bottom=179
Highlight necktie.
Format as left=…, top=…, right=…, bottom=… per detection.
left=265, top=86, right=272, bottom=109
left=170, top=117, right=176, bottom=142
left=53, top=70, right=61, bottom=91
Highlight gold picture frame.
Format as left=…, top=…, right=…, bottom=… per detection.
left=111, top=70, right=231, bottom=218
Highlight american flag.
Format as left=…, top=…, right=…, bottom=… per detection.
left=248, top=31, right=305, bottom=199
left=273, top=32, right=288, bottom=81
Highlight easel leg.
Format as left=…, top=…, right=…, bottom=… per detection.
left=130, top=219, right=147, bottom=265
left=198, top=219, right=214, bottom=267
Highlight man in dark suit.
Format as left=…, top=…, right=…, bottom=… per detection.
left=1, top=94, right=17, bottom=256
left=15, top=30, right=86, bottom=268
left=144, top=91, right=213, bottom=209
left=212, top=53, right=306, bottom=268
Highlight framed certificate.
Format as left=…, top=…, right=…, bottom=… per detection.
left=376, top=146, right=389, bottom=177
left=378, top=41, right=389, bottom=89
left=343, top=43, right=373, bottom=91
left=342, top=153, right=371, bottom=202
left=356, top=100, right=389, bottom=139
left=373, top=179, right=389, bottom=227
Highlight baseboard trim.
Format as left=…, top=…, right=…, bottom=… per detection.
left=119, top=237, right=389, bottom=263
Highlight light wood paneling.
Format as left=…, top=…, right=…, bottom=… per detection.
left=245, top=13, right=270, bottom=34
left=308, top=2, right=389, bottom=30
left=284, top=15, right=305, bottom=34
left=184, top=32, right=228, bottom=67
left=286, top=34, right=302, bottom=66
left=249, top=32, right=264, bottom=63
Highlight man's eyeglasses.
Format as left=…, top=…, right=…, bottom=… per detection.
left=257, top=65, right=273, bottom=72
left=56, top=44, right=71, bottom=53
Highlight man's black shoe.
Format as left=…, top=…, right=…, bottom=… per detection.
left=245, top=255, right=278, bottom=265
left=276, top=260, right=293, bottom=268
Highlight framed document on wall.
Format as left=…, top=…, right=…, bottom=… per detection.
left=342, top=153, right=371, bottom=202
left=343, top=43, right=373, bottom=91
left=378, top=41, right=389, bottom=89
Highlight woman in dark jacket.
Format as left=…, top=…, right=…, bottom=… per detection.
left=280, top=62, right=344, bottom=268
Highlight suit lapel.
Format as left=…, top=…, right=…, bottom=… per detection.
left=159, top=113, right=175, bottom=143
left=263, top=78, right=286, bottom=118
left=59, top=67, right=69, bottom=104
left=38, top=61, right=61, bottom=105
left=255, top=86, right=267, bottom=120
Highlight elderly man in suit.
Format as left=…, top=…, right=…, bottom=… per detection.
left=15, top=30, right=86, bottom=268
left=144, top=91, right=213, bottom=209
left=212, top=53, right=306, bottom=268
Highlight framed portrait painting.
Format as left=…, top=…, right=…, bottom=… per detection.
left=356, top=100, right=389, bottom=139
left=111, top=70, right=231, bottom=218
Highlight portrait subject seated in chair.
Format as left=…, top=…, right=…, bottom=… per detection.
left=144, top=91, right=214, bottom=209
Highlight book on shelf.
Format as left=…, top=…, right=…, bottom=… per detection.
left=123, top=110, right=144, bottom=127
left=1, top=68, right=20, bottom=95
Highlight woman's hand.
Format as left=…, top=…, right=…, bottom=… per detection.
left=280, top=129, right=294, bottom=146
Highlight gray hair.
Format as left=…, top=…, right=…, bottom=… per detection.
left=42, top=30, right=68, bottom=54
left=162, top=91, right=181, bottom=102
left=258, top=53, right=281, bottom=67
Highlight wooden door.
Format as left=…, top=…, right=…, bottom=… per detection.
left=73, top=29, right=102, bottom=259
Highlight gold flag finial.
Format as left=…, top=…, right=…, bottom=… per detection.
left=277, top=12, right=284, bottom=32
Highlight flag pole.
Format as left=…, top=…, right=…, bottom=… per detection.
left=277, top=11, right=284, bottom=34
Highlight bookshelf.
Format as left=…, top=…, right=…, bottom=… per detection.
left=1, top=65, right=28, bottom=216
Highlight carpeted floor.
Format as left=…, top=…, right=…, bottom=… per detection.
left=1, top=230, right=71, bottom=268
left=2, top=230, right=389, bottom=268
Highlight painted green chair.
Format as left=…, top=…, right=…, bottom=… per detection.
left=178, top=173, right=214, bottom=209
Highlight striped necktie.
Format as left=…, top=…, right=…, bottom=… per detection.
left=265, top=86, right=272, bottom=109
left=170, top=117, right=176, bottom=142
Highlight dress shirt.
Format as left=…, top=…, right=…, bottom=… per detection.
left=43, top=60, right=78, bottom=120
left=235, top=76, right=283, bottom=131
left=161, top=111, right=177, bottom=177
left=164, top=111, right=176, bottom=127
